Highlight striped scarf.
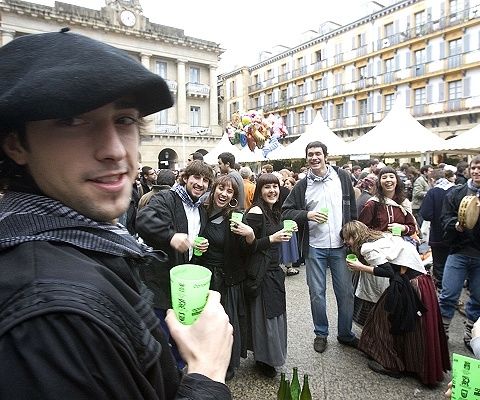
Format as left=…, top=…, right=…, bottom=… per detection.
left=172, top=184, right=203, bottom=208
left=0, top=191, right=152, bottom=258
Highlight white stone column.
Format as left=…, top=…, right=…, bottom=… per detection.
left=1, top=29, right=15, bottom=46
left=209, top=65, right=219, bottom=127
left=176, top=59, right=187, bottom=125
left=140, top=53, right=152, bottom=70
left=176, top=59, right=188, bottom=166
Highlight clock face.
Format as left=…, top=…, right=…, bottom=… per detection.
left=120, top=10, right=136, bottom=27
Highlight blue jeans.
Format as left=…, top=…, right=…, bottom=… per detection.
left=306, top=246, right=355, bottom=340
left=439, top=253, right=480, bottom=322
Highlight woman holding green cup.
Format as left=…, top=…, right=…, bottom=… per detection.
left=354, top=166, right=418, bottom=326
left=193, top=175, right=254, bottom=381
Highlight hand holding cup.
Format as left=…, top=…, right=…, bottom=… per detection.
left=193, top=236, right=209, bottom=256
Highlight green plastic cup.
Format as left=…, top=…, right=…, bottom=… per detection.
left=193, top=236, right=206, bottom=257
left=391, top=226, right=402, bottom=236
left=231, top=211, right=243, bottom=223
left=346, top=254, right=358, bottom=262
left=320, top=207, right=329, bottom=215
left=170, top=264, right=212, bottom=325
left=283, top=219, right=296, bottom=232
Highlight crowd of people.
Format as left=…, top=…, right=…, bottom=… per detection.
left=0, top=30, right=479, bottom=400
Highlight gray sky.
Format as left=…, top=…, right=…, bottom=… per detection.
left=33, top=0, right=382, bottom=72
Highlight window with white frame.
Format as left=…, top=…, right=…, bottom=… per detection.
left=414, top=87, right=426, bottom=105
left=414, top=10, right=426, bottom=28
left=335, top=103, right=344, bottom=119
left=280, top=89, right=287, bottom=100
left=448, top=80, right=462, bottom=100
left=230, top=80, right=236, bottom=97
left=190, top=67, right=200, bottom=83
left=155, top=61, right=167, bottom=78
left=298, top=111, right=305, bottom=125
left=359, top=99, right=367, bottom=115
left=414, top=48, right=426, bottom=65
left=298, top=84, right=305, bottom=96
left=384, top=94, right=394, bottom=111
left=385, top=58, right=395, bottom=72
left=155, top=110, right=168, bottom=125
left=384, top=22, right=394, bottom=38
left=449, top=0, right=458, bottom=20
left=190, top=106, right=200, bottom=126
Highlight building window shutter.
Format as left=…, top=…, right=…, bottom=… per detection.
left=426, top=45, right=432, bottom=62
left=439, top=42, right=445, bottom=59
left=463, top=77, right=471, bottom=97
left=405, top=88, right=411, bottom=107
left=395, top=55, right=400, bottom=70
left=463, top=34, right=470, bottom=53
left=405, top=51, right=411, bottom=68
left=426, top=84, right=433, bottom=103
left=438, top=82, right=444, bottom=102
left=367, top=95, right=372, bottom=113
left=377, top=60, right=382, bottom=75
left=344, top=102, right=349, bottom=118
left=376, top=94, right=382, bottom=112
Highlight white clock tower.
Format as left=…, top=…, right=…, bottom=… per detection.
left=104, top=0, right=143, bottom=29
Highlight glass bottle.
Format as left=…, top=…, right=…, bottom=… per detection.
left=277, top=372, right=286, bottom=400
left=285, top=380, right=292, bottom=400
left=290, top=367, right=301, bottom=400
left=300, top=374, right=312, bottom=400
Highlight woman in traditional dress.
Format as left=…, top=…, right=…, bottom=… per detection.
left=353, top=166, right=418, bottom=326
left=342, top=221, right=450, bottom=385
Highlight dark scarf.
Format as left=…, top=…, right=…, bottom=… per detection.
left=172, top=184, right=202, bottom=208
left=0, top=191, right=152, bottom=258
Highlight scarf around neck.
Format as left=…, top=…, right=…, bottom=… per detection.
left=0, top=191, right=152, bottom=258
left=434, top=178, right=455, bottom=191
left=172, top=184, right=203, bottom=208
left=467, top=178, right=480, bottom=198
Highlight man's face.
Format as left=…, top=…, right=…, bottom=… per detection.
left=218, top=158, right=229, bottom=174
left=144, top=168, right=157, bottom=183
left=470, top=162, right=480, bottom=186
left=5, top=101, right=139, bottom=222
left=353, top=169, right=362, bottom=178
left=183, top=173, right=209, bottom=200
left=306, top=146, right=326, bottom=174
left=424, top=167, right=433, bottom=178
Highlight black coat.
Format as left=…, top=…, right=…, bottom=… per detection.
left=0, top=241, right=230, bottom=400
left=136, top=190, right=208, bottom=309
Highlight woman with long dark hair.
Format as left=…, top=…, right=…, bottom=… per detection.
left=342, top=221, right=450, bottom=385
left=194, top=175, right=254, bottom=381
left=353, top=166, right=418, bottom=326
left=244, top=173, right=292, bottom=377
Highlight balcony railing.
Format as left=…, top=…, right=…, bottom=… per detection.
left=314, top=89, right=328, bottom=100
left=248, top=82, right=262, bottom=92
left=278, top=71, right=291, bottom=83
left=334, top=119, right=345, bottom=128
left=190, top=126, right=211, bottom=135
left=293, top=95, right=305, bottom=105
left=186, top=82, right=210, bottom=97
left=333, top=53, right=344, bottom=64
left=165, top=79, right=177, bottom=93
left=382, top=71, right=397, bottom=85
left=357, top=114, right=373, bottom=126
left=332, top=84, right=344, bottom=95
left=445, top=99, right=464, bottom=112
left=412, top=63, right=426, bottom=77
left=412, top=104, right=427, bottom=116
left=313, top=59, right=328, bottom=71
left=155, top=124, right=179, bottom=134
left=292, top=66, right=307, bottom=78
left=356, top=45, right=368, bottom=57
left=446, top=54, right=463, bottom=69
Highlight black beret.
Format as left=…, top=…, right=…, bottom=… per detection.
left=0, top=29, right=173, bottom=123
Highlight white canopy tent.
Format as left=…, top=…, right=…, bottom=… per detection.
left=433, top=123, right=480, bottom=153
left=236, top=145, right=265, bottom=163
left=345, top=96, right=448, bottom=159
left=269, top=113, right=350, bottom=160
left=203, top=133, right=241, bottom=165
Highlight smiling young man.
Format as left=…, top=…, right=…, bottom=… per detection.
left=0, top=30, right=232, bottom=399
left=282, top=141, right=358, bottom=354
left=136, top=160, right=214, bottom=368
left=439, top=155, right=480, bottom=354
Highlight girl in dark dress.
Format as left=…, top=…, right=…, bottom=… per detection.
left=194, top=175, right=254, bottom=381
left=243, top=173, right=293, bottom=378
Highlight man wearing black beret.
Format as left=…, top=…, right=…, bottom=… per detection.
left=0, top=29, right=233, bottom=400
